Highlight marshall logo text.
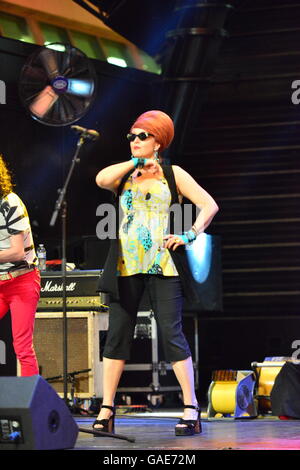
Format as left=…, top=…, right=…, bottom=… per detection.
left=41, top=280, right=77, bottom=293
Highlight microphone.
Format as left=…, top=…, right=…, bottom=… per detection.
left=71, top=125, right=99, bottom=141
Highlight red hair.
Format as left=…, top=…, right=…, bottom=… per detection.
left=131, top=110, right=174, bottom=153
left=0, top=154, right=14, bottom=198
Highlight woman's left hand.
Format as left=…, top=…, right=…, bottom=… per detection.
left=163, top=234, right=186, bottom=251
left=144, top=159, right=160, bottom=175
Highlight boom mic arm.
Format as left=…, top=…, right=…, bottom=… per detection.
left=71, top=125, right=99, bottom=140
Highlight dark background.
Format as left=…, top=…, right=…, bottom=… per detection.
left=1, top=0, right=300, bottom=401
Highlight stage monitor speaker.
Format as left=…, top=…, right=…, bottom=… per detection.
left=0, top=375, right=78, bottom=450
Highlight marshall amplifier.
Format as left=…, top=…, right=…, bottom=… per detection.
left=38, top=269, right=106, bottom=311
left=35, top=270, right=109, bottom=398
left=32, top=311, right=109, bottom=398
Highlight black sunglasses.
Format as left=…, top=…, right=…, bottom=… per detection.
left=126, top=131, right=154, bottom=142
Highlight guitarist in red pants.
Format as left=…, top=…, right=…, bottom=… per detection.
left=0, top=154, right=40, bottom=376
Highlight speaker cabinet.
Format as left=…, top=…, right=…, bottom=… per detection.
left=31, top=311, right=108, bottom=398
left=0, top=375, right=78, bottom=450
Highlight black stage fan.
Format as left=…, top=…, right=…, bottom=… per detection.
left=19, top=43, right=96, bottom=126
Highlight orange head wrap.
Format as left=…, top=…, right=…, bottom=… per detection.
left=130, top=110, right=174, bottom=153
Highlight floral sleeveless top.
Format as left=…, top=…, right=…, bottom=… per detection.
left=117, top=175, right=179, bottom=276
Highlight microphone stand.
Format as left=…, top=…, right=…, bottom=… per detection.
left=48, top=132, right=136, bottom=444
left=50, top=133, right=88, bottom=404
left=46, top=368, right=92, bottom=412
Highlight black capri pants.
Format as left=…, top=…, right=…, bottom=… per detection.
left=103, top=274, right=191, bottom=362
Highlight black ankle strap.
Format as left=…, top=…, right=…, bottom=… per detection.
left=101, top=405, right=114, bottom=411
left=184, top=405, right=199, bottom=410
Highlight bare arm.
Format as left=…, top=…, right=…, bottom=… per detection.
left=95, top=161, right=136, bottom=193
left=173, top=165, right=219, bottom=233
left=164, top=165, right=219, bottom=250
left=95, top=159, right=160, bottom=193
left=0, top=233, right=25, bottom=263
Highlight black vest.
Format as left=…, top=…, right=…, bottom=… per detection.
left=97, top=165, right=200, bottom=303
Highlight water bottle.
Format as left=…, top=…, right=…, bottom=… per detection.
left=37, top=244, right=47, bottom=271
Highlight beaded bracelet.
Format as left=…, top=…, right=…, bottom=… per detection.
left=185, top=229, right=197, bottom=243
left=175, top=230, right=197, bottom=245
left=131, top=157, right=146, bottom=168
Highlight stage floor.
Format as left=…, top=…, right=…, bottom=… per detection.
left=74, top=410, right=300, bottom=451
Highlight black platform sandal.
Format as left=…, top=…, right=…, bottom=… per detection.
left=92, top=405, right=115, bottom=435
left=175, top=404, right=202, bottom=436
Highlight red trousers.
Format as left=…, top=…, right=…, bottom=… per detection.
left=0, top=269, right=40, bottom=376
